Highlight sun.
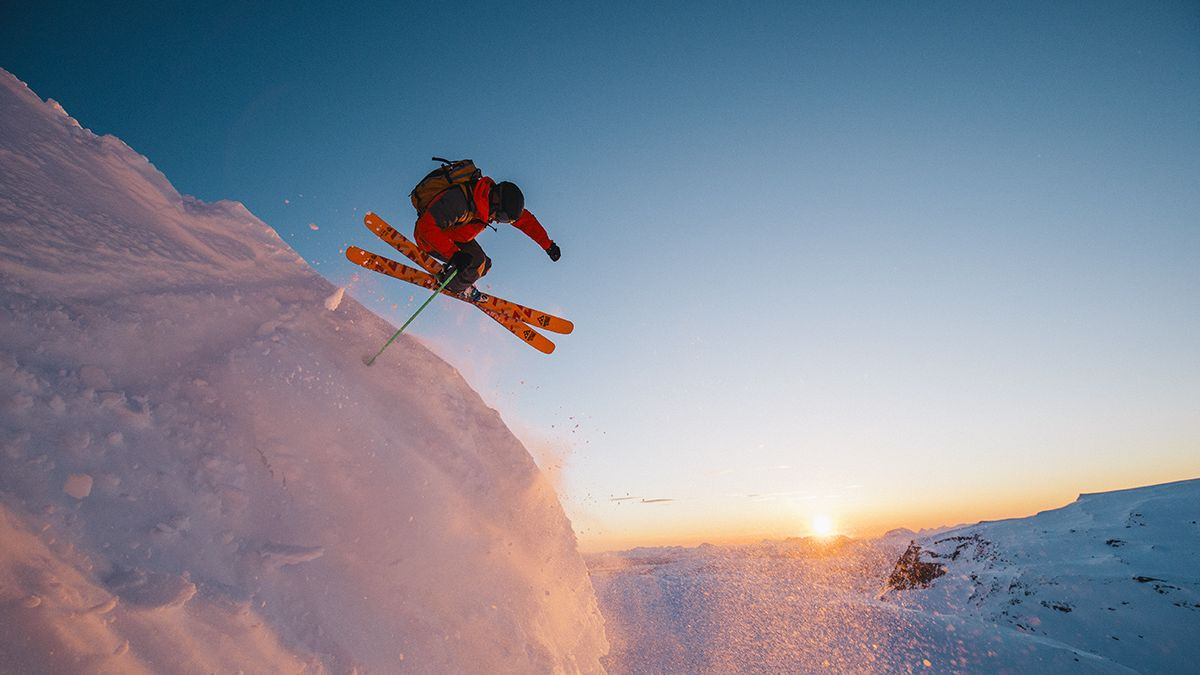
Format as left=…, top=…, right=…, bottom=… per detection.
left=811, top=514, right=836, bottom=538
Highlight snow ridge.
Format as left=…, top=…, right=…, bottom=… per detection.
left=0, top=68, right=607, bottom=673
left=880, top=478, right=1200, bottom=671
left=591, top=482, right=1196, bottom=672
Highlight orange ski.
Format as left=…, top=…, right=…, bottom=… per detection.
left=346, top=246, right=556, bottom=354
left=363, top=212, right=574, bottom=335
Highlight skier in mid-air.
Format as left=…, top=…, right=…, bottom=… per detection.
left=413, top=166, right=561, bottom=301
left=345, top=158, right=573, bottom=359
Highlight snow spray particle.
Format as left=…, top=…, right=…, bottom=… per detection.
left=324, top=288, right=345, bottom=311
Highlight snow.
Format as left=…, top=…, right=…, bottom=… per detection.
left=0, top=68, right=607, bottom=672
left=324, top=287, right=345, bottom=312
left=878, top=478, right=1200, bottom=672
left=62, top=473, right=94, bottom=499
left=592, top=480, right=1198, bottom=672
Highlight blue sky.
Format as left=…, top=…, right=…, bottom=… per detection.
left=3, top=1, right=1198, bottom=549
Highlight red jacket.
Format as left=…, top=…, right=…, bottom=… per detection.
left=414, top=176, right=552, bottom=258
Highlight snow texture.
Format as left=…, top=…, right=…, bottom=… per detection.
left=592, top=480, right=1198, bottom=673
left=879, top=478, right=1200, bottom=672
left=0, top=68, right=607, bottom=673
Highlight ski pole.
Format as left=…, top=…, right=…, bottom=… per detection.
left=364, top=268, right=457, bottom=366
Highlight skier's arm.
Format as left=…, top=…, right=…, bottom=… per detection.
left=511, top=210, right=553, bottom=250
left=414, top=209, right=460, bottom=259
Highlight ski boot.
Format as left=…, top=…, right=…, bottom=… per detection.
left=459, top=285, right=487, bottom=303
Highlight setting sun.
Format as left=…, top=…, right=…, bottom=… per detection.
left=811, top=514, right=836, bottom=538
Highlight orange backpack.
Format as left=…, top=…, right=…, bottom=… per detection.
left=409, top=157, right=481, bottom=215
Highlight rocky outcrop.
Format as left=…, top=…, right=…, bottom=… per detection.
left=884, top=543, right=946, bottom=591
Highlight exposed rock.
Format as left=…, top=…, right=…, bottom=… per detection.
left=885, top=543, right=946, bottom=591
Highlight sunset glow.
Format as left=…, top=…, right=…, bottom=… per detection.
left=811, top=514, right=836, bottom=538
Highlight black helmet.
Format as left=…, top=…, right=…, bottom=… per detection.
left=494, top=181, right=524, bottom=222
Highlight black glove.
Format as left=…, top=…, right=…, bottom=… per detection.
left=438, top=250, right=474, bottom=284
left=448, top=250, right=474, bottom=271
left=546, top=242, right=561, bottom=262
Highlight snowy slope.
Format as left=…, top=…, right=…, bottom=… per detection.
left=879, top=478, right=1200, bottom=672
left=592, top=483, right=1198, bottom=673
left=590, top=534, right=1144, bottom=673
left=0, top=68, right=607, bottom=673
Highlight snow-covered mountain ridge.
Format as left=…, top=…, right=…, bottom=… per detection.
left=0, top=68, right=607, bottom=673
left=589, top=480, right=1196, bottom=672
left=880, top=478, right=1200, bottom=671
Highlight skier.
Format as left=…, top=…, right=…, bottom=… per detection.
left=414, top=174, right=561, bottom=300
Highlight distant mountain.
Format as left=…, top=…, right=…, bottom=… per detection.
left=0, top=68, right=607, bottom=673
left=880, top=478, right=1200, bottom=671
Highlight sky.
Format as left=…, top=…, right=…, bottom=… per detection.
left=2, top=1, right=1197, bottom=550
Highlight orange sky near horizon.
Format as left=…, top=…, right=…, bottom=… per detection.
left=572, top=466, right=1199, bottom=553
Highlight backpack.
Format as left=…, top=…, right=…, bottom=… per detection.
left=410, top=157, right=481, bottom=215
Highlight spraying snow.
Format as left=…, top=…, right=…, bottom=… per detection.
left=0, top=68, right=607, bottom=672
left=592, top=480, right=1198, bottom=672
left=323, top=287, right=345, bottom=311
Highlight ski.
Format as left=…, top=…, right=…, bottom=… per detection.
left=358, top=235, right=554, bottom=351
left=362, top=212, right=574, bottom=335
left=345, top=246, right=556, bottom=354
left=354, top=225, right=557, bottom=354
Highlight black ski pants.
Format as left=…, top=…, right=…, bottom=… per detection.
left=432, top=239, right=492, bottom=294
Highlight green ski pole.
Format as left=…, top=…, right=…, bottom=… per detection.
left=364, top=268, right=458, bottom=366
